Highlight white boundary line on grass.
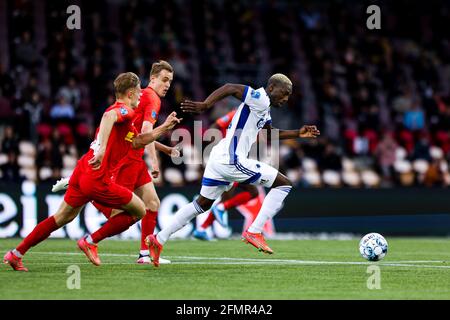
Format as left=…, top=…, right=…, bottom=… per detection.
left=27, top=251, right=450, bottom=269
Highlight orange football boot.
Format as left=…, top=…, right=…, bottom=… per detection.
left=77, top=237, right=101, bottom=266
left=241, top=230, right=274, bottom=254
left=3, top=251, right=28, bottom=272
left=145, top=235, right=163, bottom=267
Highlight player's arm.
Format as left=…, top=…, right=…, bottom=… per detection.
left=263, top=123, right=320, bottom=140
left=132, top=112, right=182, bottom=148
left=88, top=110, right=118, bottom=170
left=180, top=84, right=246, bottom=114
left=155, top=141, right=181, bottom=157
left=141, top=120, right=160, bottom=178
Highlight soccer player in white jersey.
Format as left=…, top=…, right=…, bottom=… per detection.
left=145, top=74, right=320, bottom=267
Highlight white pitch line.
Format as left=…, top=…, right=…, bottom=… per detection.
left=25, top=251, right=450, bottom=269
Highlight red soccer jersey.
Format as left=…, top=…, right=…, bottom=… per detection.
left=128, top=86, right=161, bottom=160
left=215, top=109, right=236, bottom=137
left=78, top=101, right=137, bottom=181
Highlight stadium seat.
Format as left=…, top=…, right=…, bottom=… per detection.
left=342, top=171, right=361, bottom=187
left=63, top=154, right=77, bottom=169
left=39, top=167, right=53, bottom=180
left=0, top=153, right=7, bottom=166
left=185, top=167, right=200, bottom=182
left=61, top=167, right=74, bottom=178
left=412, top=159, right=429, bottom=174
left=322, top=170, right=341, bottom=187
left=286, top=169, right=301, bottom=184
left=17, top=155, right=35, bottom=169
left=37, top=124, right=52, bottom=140
left=302, top=158, right=317, bottom=171
left=395, top=147, right=407, bottom=160
left=439, top=160, right=448, bottom=173
left=394, top=159, right=412, bottom=173
left=302, top=170, right=321, bottom=187
left=19, top=141, right=36, bottom=157
left=164, top=167, right=184, bottom=186
left=342, top=158, right=356, bottom=171
left=430, top=146, right=444, bottom=160
left=361, top=170, right=381, bottom=187
left=19, top=168, right=37, bottom=181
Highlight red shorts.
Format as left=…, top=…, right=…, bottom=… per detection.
left=64, top=164, right=133, bottom=209
left=111, top=158, right=152, bottom=191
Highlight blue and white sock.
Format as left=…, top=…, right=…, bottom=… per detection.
left=157, top=200, right=204, bottom=245
left=248, top=186, right=292, bottom=234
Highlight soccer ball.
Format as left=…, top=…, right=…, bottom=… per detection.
left=359, top=233, right=388, bottom=261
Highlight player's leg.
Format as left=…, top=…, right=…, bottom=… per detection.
left=77, top=178, right=146, bottom=265
left=134, top=181, right=175, bottom=264
left=147, top=186, right=228, bottom=267
left=84, top=193, right=145, bottom=245
left=194, top=185, right=236, bottom=240
left=243, top=170, right=292, bottom=254
left=4, top=201, right=83, bottom=271
left=230, top=158, right=291, bottom=254
left=211, top=184, right=258, bottom=227
left=134, top=181, right=159, bottom=255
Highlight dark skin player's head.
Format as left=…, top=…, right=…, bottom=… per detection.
left=265, top=73, right=293, bottom=108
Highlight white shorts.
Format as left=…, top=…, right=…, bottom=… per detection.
left=200, top=158, right=278, bottom=200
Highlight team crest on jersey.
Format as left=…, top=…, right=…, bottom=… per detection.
left=120, top=107, right=128, bottom=116
left=151, top=110, right=157, bottom=119
left=251, top=90, right=261, bottom=99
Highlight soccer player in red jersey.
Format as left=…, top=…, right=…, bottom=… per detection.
left=86, top=61, right=177, bottom=264
left=51, top=61, right=177, bottom=264
left=126, top=61, right=177, bottom=264
left=3, top=72, right=181, bottom=271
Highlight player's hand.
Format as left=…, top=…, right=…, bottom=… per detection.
left=180, top=100, right=208, bottom=114
left=163, top=112, right=183, bottom=129
left=151, top=162, right=160, bottom=179
left=299, top=125, right=320, bottom=138
left=169, top=144, right=182, bottom=158
left=88, top=151, right=105, bottom=170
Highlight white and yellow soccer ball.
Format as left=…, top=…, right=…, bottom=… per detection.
left=359, top=233, right=388, bottom=261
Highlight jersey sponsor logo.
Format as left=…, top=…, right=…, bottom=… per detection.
left=256, top=118, right=266, bottom=129
left=125, top=131, right=135, bottom=142
left=120, top=107, right=128, bottom=116
left=251, top=90, right=261, bottom=99
left=151, top=110, right=157, bottom=119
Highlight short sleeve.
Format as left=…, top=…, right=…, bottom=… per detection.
left=141, top=90, right=161, bottom=125
left=114, top=105, right=135, bottom=123
left=242, top=86, right=270, bottom=113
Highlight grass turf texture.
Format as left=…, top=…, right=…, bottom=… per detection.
left=1, top=238, right=449, bottom=299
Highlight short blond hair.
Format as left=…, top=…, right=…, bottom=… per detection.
left=114, top=72, right=140, bottom=98
left=268, top=73, right=292, bottom=87
left=150, top=60, right=174, bottom=77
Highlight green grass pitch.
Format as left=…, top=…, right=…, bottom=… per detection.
left=1, top=237, right=449, bottom=299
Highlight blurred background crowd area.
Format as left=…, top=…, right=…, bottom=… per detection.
left=0, top=0, right=449, bottom=188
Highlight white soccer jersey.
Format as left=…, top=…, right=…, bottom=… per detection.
left=210, top=86, right=272, bottom=164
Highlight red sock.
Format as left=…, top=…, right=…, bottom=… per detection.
left=16, top=216, right=58, bottom=255
left=92, top=201, right=113, bottom=219
left=140, top=210, right=158, bottom=250
left=91, top=213, right=137, bottom=243
left=222, top=191, right=254, bottom=210
left=201, top=212, right=216, bottom=229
